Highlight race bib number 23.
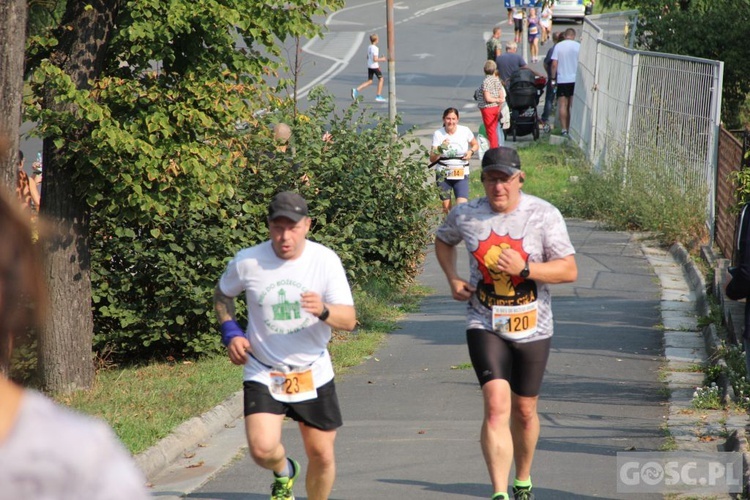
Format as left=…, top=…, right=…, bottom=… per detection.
left=269, top=368, right=318, bottom=403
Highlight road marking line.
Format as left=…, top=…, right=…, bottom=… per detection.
left=300, top=0, right=474, bottom=98
left=298, top=32, right=366, bottom=99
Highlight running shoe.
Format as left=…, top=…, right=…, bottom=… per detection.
left=351, top=88, right=358, bottom=100
left=561, top=129, right=569, bottom=138
left=512, top=485, right=534, bottom=500
left=375, top=95, right=387, bottom=102
left=270, top=458, right=299, bottom=500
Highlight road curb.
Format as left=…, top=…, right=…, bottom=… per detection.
left=673, top=242, right=750, bottom=497
left=135, top=390, right=243, bottom=481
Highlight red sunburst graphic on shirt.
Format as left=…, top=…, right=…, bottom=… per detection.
left=473, top=230, right=528, bottom=289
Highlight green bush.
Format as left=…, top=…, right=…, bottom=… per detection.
left=90, top=88, right=436, bottom=360
left=287, top=89, right=440, bottom=286
left=555, top=148, right=707, bottom=246
left=714, top=340, right=750, bottom=410
left=730, top=167, right=750, bottom=210
left=631, top=0, right=750, bottom=128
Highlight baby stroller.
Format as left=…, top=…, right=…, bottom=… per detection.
left=505, top=69, right=547, bottom=142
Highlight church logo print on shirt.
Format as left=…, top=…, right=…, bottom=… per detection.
left=259, top=280, right=312, bottom=335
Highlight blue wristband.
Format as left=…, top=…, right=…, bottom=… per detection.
left=219, top=320, right=244, bottom=347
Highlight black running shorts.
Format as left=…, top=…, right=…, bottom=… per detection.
left=243, top=379, right=343, bottom=431
left=466, top=329, right=551, bottom=396
left=367, top=68, right=383, bottom=81
left=556, top=82, right=575, bottom=98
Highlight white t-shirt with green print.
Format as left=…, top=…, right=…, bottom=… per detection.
left=219, top=240, right=354, bottom=387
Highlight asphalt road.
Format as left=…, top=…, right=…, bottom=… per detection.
left=274, top=0, right=558, bottom=132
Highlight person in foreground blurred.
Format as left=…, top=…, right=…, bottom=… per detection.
left=0, top=163, right=150, bottom=499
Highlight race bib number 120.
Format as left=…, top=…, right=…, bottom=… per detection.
left=492, top=302, right=538, bottom=340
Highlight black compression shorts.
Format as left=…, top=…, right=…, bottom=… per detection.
left=466, top=329, right=551, bottom=396
left=436, top=173, right=469, bottom=201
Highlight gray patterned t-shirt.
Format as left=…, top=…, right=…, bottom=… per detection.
left=435, top=193, right=575, bottom=342
left=0, top=390, right=150, bottom=500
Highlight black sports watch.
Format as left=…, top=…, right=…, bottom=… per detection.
left=520, top=261, right=530, bottom=279
left=317, top=306, right=330, bottom=321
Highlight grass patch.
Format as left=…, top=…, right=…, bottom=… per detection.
left=494, top=139, right=710, bottom=247
left=329, top=280, right=429, bottom=372
left=56, top=280, right=429, bottom=454
left=660, top=423, right=677, bottom=451
left=473, top=142, right=590, bottom=208
left=54, top=356, right=242, bottom=455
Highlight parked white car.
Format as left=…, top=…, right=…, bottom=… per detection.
left=551, top=0, right=586, bottom=22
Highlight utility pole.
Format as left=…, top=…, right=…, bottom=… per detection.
left=386, top=0, right=397, bottom=132
left=522, top=7, right=529, bottom=63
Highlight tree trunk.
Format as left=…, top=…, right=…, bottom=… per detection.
left=0, top=0, right=27, bottom=192
left=38, top=0, right=120, bottom=393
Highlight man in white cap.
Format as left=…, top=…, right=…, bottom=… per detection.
left=213, top=191, right=357, bottom=500
left=434, top=147, right=578, bottom=500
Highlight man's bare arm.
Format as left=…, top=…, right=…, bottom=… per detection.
left=435, top=236, right=476, bottom=301
left=300, top=291, right=357, bottom=331
left=213, top=284, right=237, bottom=324
left=213, top=283, right=250, bottom=364
left=325, top=304, right=357, bottom=331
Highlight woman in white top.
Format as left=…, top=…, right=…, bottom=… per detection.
left=429, top=107, right=479, bottom=214
left=512, top=8, right=524, bottom=43
left=540, top=3, right=553, bottom=45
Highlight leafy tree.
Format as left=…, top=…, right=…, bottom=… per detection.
left=597, top=0, right=714, bottom=13
left=24, top=0, right=343, bottom=392
left=0, top=0, right=27, bottom=191
left=26, top=0, right=66, bottom=39
left=91, top=89, right=436, bottom=360
left=28, top=0, right=122, bottom=393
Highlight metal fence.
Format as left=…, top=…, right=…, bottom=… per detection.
left=571, top=11, right=724, bottom=241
